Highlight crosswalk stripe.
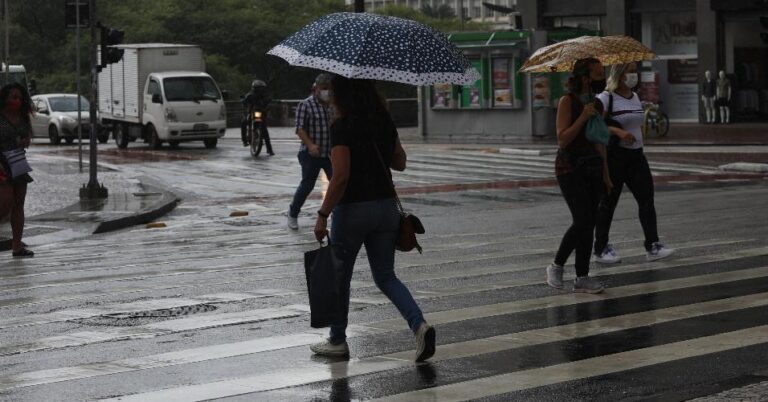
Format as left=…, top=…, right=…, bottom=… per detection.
left=370, top=325, right=768, bottom=402
left=89, top=295, right=768, bottom=402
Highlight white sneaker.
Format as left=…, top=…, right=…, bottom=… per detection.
left=594, top=244, right=621, bottom=264
left=546, top=263, right=564, bottom=289
left=573, top=276, right=605, bottom=294
left=310, top=339, right=349, bottom=357
left=287, top=216, right=299, bottom=230
left=414, top=322, right=436, bottom=362
left=647, top=242, right=674, bottom=261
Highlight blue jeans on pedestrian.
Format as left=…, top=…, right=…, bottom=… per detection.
left=329, top=198, right=425, bottom=344
left=289, top=150, right=332, bottom=218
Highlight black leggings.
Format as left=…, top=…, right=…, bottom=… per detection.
left=555, top=167, right=604, bottom=277
left=594, top=147, right=658, bottom=253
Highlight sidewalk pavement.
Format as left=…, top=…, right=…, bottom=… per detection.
left=0, top=154, right=179, bottom=252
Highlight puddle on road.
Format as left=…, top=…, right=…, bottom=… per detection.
left=75, top=304, right=218, bottom=327
left=400, top=197, right=461, bottom=207
left=41, top=148, right=207, bottom=165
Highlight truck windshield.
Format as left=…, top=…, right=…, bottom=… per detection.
left=49, top=96, right=90, bottom=112
left=163, top=77, right=221, bottom=102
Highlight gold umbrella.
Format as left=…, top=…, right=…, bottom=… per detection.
left=519, top=35, right=656, bottom=73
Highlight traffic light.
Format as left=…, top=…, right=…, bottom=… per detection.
left=100, top=25, right=125, bottom=67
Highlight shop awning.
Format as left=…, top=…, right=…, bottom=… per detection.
left=447, top=31, right=529, bottom=49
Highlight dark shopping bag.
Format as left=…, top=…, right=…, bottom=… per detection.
left=304, top=241, right=345, bottom=328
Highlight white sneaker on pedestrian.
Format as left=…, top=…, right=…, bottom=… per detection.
left=287, top=216, right=299, bottom=230
left=594, top=244, right=621, bottom=264
left=310, top=339, right=349, bottom=357
left=546, top=263, right=564, bottom=289
left=647, top=242, right=674, bottom=261
left=414, top=322, right=436, bottom=362
left=573, top=276, right=605, bottom=294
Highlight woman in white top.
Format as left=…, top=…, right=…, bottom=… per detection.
left=593, top=63, right=674, bottom=264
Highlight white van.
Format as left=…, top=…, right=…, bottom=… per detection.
left=98, top=44, right=226, bottom=149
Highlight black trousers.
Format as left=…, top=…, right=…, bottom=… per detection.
left=594, top=147, right=659, bottom=253
left=555, top=166, right=604, bottom=277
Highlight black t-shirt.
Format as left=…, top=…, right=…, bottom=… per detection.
left=330, top=113, right=399, bottom=205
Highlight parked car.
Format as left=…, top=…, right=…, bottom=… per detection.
left=31, top=94, right=108, bottom=145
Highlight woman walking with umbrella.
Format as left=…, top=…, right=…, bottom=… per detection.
left=548, top=58, right=610, bottom=293
left=269, top=12, right=479, bottom=360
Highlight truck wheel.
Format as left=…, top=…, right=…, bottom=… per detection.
left=114, top=124, right=129, bottom=149
left=203, top=138, right=218, bottom=149
left=147, top=125, right=162, bottom=150
left=98, top=134, right=109, bottom=144
left=49, top=125, right=62, bottom=145
left=168, top=140, right=180, bottom=149
left=65, top=137, right=75, bottom=145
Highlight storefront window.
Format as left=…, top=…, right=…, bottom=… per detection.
left=460, top=59, right=484, bottom=108
left=431, top=83, right=454, bottom=109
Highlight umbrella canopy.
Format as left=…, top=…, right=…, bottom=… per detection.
left=268, top=12, right=480, bottom=86
left=519, top=35, right=656, bottom=73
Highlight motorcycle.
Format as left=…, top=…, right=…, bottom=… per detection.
left=244, top=107, right=267, bottom=157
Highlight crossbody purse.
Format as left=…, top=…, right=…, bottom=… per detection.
left=372, top=141, right=424, bottom=254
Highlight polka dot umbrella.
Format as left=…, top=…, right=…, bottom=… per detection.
left=520, top=35, right=656, bottom=73
left=267, top=12, right=480, bottom=86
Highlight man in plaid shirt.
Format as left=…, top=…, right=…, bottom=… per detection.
left=288, top=74, right=333, bottom=230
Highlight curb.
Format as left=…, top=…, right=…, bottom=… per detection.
left=92, top=189, right=179, bottom=234
left=498, top=147, right=558, bottom=156
left=718, top=163, right=768, bottom=174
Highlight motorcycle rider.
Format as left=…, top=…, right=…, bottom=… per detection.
left=241, top=79, right=274, bottom=155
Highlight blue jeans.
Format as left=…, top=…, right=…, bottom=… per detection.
left=289, top=150, right=332, bottom=218
left=329, top=198, right=425, bottom=344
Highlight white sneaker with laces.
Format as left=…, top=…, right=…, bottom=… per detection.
left=594, top=244, right=621, bottom=264
left=546, top=263, right=564, bottom=289
left=414, top=322, right=436, bottom=362
left=647, top=242, right=674, bottom=261
left=287, top=216, right=299, bottom=230
left=310, top=339, right=349, bottom=357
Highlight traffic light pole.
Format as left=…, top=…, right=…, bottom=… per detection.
left=80, top=0, right=107, bottom=199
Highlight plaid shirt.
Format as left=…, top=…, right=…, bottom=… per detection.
left=295, top=95, right=331, bottom=158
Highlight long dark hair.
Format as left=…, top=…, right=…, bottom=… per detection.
left=567, top=58, right=600, bottom=94
left=330, top=76, right=388, bottom=123
left=0, top=83, right=33, bottom=125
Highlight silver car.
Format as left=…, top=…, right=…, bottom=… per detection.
left=31, top=94, right=108, bottom=145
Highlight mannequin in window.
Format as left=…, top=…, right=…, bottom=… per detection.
left=716, top=70, right=732, bottom=124
left=701, top=70, right=717, bottom=124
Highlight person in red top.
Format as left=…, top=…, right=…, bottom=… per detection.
left=0, top=83, right=35, bottom=258
left=546, top=58, right=611, bottom=294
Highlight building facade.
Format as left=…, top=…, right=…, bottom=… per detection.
left=345, top=0, right=518, bottom=26
left=517, top=0, right=768, bottom=123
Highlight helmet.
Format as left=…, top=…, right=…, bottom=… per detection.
left=251, top=79, right=267, bottom=89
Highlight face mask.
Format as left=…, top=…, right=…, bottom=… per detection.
left=590, top=79, right=606, bottom=94
left=319, top=90, right=330, bottom=102
left=624, top=73, right=638, bottom=88
left=6, top=99, right=21, bottom=112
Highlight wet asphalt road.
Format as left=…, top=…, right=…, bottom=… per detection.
left=1, top=129, right=768, bottom=401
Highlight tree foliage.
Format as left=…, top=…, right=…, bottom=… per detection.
left=5, top=0, right=486, bottom=99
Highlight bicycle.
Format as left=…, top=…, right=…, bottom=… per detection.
left=641, top=101, right=670, bottom=138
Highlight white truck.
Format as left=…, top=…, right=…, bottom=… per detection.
left=98, top=44, right=226, bottom=149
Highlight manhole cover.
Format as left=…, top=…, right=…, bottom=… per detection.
left=75, top=304, right=218, bottom=327
left=221, top=219, right=274, bottom=227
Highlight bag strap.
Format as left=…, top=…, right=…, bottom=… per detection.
left=371, top=140, right=404, bottom=214
left=608, top=92, right=614, bottom=117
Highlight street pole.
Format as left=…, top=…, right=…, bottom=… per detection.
left=80, top=0, right=107, bottom=199
left=76, top=0, right=83, bottom=172
left=3, top=0, right=9, bottom=82
left=354, top=0, right=364, bottom=13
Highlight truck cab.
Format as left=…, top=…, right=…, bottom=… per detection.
left=143, top=71, right=226, bottom=148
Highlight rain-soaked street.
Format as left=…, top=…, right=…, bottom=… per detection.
left=2, top=129, right=768, bottom=401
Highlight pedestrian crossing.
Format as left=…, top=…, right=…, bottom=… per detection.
left=2, top=162, right=768, bottom=400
